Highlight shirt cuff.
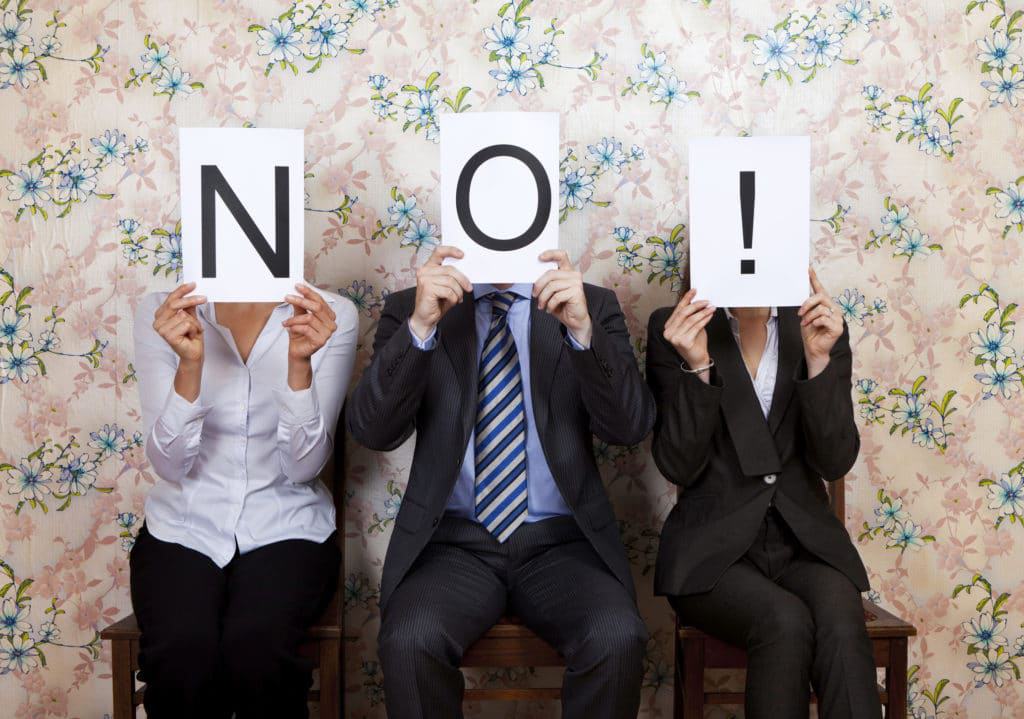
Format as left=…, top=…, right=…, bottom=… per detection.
left=275, top=383, right=322, bottom=426
left=408, top=320, right=438, bottom=351
left=156, top=387, right=211, bottom=437
left=565, top=329, right=590, bottom=351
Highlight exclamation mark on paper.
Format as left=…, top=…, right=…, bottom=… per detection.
left=740, top=170, right=755, bottom=275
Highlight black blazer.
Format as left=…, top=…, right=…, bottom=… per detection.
left=646, top=306, right=869, bottom=598
left=349, top=284, right=655, bottom=608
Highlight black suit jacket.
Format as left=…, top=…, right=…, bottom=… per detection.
left=348, top=284, right=655, bottom=608
left=646, top=306, right=870, bottom=597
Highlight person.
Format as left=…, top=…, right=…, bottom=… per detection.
left=348, top=245, right=655, bottom=719
left=129, top=281, right=357, bottom=719
left=646, top=270, right=881, bottom=719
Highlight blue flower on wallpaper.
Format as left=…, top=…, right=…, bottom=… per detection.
left=750, top=30, right=798, bottom=74
left=613, top=227, right=643, bottom=273
left=482, top=0, right=605, bottom=96
left=972, top=323, right=1016, bottom=363
left=866, top=197, right=942, bottom=261
left=859, top=488, right=936, bottom=552
left=983, top=464, right=1024, bottom=529
left=558, top=139, right=644, bottom=222
left=249, top=1, right=398, bottom=75
left=490, top=55, right=539, bottom=96
left=341, top=280, right=382, bottom=317
left=57, top=454, right=98, bottom=496
left=401, top=217, right=439, bottom=252
left=961, top=283, right=1022, bottom=400
left=976, top=359, right=1022, bottom=400
left=864, top=82, right=966, bottom=159
left=967, top=2, right=1023, bottom=108
left=0, top=5, right=106, bottom=91
left=745, top=2, right=889, bottom=85
left=622, top=45, right=701, bottom=108
left=586, top=138, right=627, bottom=174
left=484, top=18, right=529, bottom=58
left=988, top=177, right=1024, bottom=238
left=367, top=72, right=471, bottom=143
left=125, top=35, right=202, bottom=100
left=120, top=219, right=184, bottom=281
left=834, top=288, right=886, bottom=324
left=560, top=167, right=594, bottom=211
left=2, top=130, right=148, bottom=220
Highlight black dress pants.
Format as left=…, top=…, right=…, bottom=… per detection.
left=378, top=515, right=648, bottom=719
left=669, top=507, right=881, bottom=719
left=128, top=524, right=339, bottom=719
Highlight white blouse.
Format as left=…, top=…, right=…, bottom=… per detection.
left=725, top=307, right=779, bottom=418
left=133, top=291, right=358, bottom=567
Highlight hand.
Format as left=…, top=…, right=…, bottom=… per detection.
left=153, top=283, right=206, bottom=364
left=533, top=250, right=592, bottom=346
left=797, top=269, right=843, bottom=377
left=662, top=289, right=715, bottom=377
left=409, top=245, right=473, bottom=341
left=283, top=284, right=338, bottom=390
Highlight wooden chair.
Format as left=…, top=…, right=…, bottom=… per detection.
left=101, top=426, right=347, bottom=719
left=674, top=477, right=917, bottom=718
left=461, top=615, right=565, bottom=703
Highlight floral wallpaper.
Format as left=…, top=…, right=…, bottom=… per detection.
left=0, top=0, right=1022, bottom=717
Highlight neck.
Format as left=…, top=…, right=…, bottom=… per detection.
left=215, top=301, right=278, bottom=315
left=729, top=307, right=772, bottom=323
left=492, top=283, right=514, bottom=290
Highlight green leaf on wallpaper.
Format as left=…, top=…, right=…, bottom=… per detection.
left=247, top=24, right=265, bottom=32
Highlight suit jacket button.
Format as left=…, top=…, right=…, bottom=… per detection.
left=764, top=474, right=777, bottom=485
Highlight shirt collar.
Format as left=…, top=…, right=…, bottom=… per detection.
left=473, top=283, right=532, bottom=301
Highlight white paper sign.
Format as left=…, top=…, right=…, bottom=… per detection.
left=440, top=112, right=559, bottom=283
left=689, top=136, right=811, bottom=308
left=180, top=128, right=304, bottom=302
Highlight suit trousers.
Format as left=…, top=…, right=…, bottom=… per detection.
left=128, top=524, right=339, bottom=719
left=669, top=507, right=881, bottom=719
left=378, top=515, right=647, bottom=719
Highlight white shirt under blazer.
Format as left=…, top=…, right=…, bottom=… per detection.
left=133, top=291, right=358, bottom=567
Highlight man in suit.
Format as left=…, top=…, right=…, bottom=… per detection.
left=348, top=245, right=655, bottom=718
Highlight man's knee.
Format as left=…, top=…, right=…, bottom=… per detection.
left=378, top=608, right=459, bottom=670
left=570, top=607, right=648, bottom=672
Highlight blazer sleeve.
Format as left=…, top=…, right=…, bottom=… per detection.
left=346, top=291, right=435, bottom=451
left=646, top=308, right=724, bottom=488
left=567, top=289, right=655, bottom=446
left=793, top=322, right=860, bottom=481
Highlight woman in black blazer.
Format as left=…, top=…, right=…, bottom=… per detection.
left=646, top=271, right=880, bottom=719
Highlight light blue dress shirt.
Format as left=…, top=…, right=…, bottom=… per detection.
left=409, top=283, right=580, bottom=522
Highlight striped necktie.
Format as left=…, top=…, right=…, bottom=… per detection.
left=474, top=291, right=528, bottom=542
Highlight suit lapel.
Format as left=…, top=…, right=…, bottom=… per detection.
left=767, top=308, right=801, bottom=435
left=528, top=303, right=565, bottom=444
left=441, top=293, right=479, bottom=442
left=707, top=310, right=781, bottom=476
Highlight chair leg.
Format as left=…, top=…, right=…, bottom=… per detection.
left=318, top=638, right=341, bottom=719
left=110, top=639, right=136, bottom=719
left=885, top=638, right=908, bottom=719
left=678, top=636, right=705, bottom=719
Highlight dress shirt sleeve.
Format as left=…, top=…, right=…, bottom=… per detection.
left=274, top=298, right=359, bottom=484
left=565, top=330, right=589, bottom=351
left=407, top=320, right=438, bottom=351
left=133, top=292, right=211, bottom=483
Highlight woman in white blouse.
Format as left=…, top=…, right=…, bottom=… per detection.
left=130, top=281, right=357, bottom=719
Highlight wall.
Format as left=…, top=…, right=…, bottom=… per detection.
left=1, top=0, right=1023, bottom=716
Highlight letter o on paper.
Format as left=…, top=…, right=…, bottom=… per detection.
left=455, top=144, right=552, bottom=252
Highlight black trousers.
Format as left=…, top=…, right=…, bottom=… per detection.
left=669, top=507, right=881, bottom=719
left=379, top=515, right=647, bottom=719
left=128, top=524, right=339, bottom=719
